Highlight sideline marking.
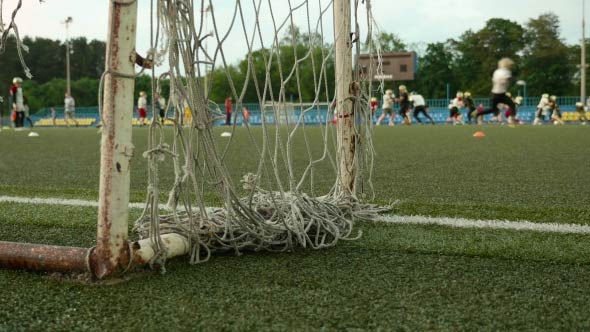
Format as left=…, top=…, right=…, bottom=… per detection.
left=378, top=215, right=590, bottom=234
left=2, top=195, right=590, bottom=234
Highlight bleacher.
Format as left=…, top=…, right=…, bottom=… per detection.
left=562, top=111, right=590, bottom=122
left=34, top=118, right=96, bottom=127
left=131, top=118, right=175, bottom=126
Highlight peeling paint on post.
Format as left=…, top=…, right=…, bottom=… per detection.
left=0, top=241, right=89, bottom=273
left=94, top=0, right=138, bottom=279
left=333, top=0, right=356, bottom=199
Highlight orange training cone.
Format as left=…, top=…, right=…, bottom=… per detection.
left=473, top=131, right=486, bottom=137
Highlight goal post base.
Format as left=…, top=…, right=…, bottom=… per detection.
left=0, top=236, right=190, bottom=278
left=0, top=241, right=89, bottom=274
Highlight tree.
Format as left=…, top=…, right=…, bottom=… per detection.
left=207, top=25, right=334, bottom=104
left=414, top=41, right=458, bottom=99
left=365, top=32, right=407, bottom=53
left=521, top=13, right=571, bottom=96
left=453, top=19, right=525, bottom=95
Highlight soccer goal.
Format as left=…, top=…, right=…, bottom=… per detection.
left=0, top=0, right=386, bottom=279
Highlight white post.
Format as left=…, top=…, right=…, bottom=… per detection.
left=64, top=17, right=73, bottom=96
left=333, top=0, right=356, bottom=199
left=94, top=0, right=138, bottom=279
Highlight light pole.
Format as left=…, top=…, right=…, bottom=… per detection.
left=517, top=80, right=527, bottom=106
left=63, top=16, right=73, bottom=96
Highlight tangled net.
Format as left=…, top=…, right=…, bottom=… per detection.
left=0, top=0, right=46, bottom=79
left=130, top=0, right=390, bottom=268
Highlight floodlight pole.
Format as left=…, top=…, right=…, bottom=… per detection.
left=64, top=17, right=73, bottom=96
left=333, top=0, right=356, bottom=199
left=94, top=0, right=139, bottom=279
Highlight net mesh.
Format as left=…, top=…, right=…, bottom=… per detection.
left=132, top=0, right=389, bottom=269
left=0, top=0, right=38, bottom=79
left=0, top=0, right=389, bottom=270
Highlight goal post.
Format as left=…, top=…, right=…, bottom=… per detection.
left=334, top=0, right=357, bottom=199
left=0, top=0, right=143, bottom=279
left=93, top=0, right=139, bottom=279
left=0, top=0, right=379, bottom=279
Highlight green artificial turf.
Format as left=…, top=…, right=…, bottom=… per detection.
left=1, top=125, right=590, bottom=331
left=1, top=125, right=588, bottom=223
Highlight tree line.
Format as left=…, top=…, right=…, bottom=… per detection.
left=0, top=12, right=585, bottom=114
left=394, top=13, right=583, bottom=98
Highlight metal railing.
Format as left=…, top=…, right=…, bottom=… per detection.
left=32, top=96, right=584, bottom=126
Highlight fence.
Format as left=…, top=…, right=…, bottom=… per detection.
left=26, top=96, right=584, bottom=127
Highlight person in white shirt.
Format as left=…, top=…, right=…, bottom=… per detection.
left=64, top=92, right=79, bottom=127
left=410, top=92, right=434, bottom=125
left=376, top=89, right=395, bottom=126
left=155, top=92, right=166, bottom=124
left=533, top=94, right=550, bottom=125
left=137, top=91, right=148, bottom=126
left=475, top=58, right=516, bottom=125
left=447, top=92, right=465, bottom=125
left=575, top=102, right=588, bottom=125
left=510, top=95, right=524, bottom=124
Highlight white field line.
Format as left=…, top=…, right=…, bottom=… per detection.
left=378, top=215, right=590, bottom=234
left=2, top=195, right=590, bottom=235
left=0, top=195, right=147, bottom=210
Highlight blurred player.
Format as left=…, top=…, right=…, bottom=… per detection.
left=50, top=107, right=57, bottom=127
left=476, top=58, right=516, bottom=125
left=548, top=95, right=564, bottom=125
left=370, top=97, right=378, bottom=115
left=575, top=102, right=588, bottom=125
left=184, top=98, right=192, bottom=126
left=242, top=107, right=250, bottom=126
left=137, top=91, right=148, bottom=126
left=508, top=95, right=524, bottom=125
left=155, top=92, right=166, bottom=124
left=23, top=96, right=33, bottom=128
left=463, top=91, right=477, bottom=124
left=448, top=91, right=464, bottom=125
left=398, top=85, right=412, bottom=125
left=64, top=92, right=79, bottom=127
left=410, top=91, right=434, bottom=125
left=376, top=89, right=395, bottom=126
left=224, top=96, right=233, bottom=126
left=533, top=93, right=550, bottom=125
left=9, top=77, right=25, bottom=130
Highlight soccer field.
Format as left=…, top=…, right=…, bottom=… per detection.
left=1, top=125, right=589, bottom=331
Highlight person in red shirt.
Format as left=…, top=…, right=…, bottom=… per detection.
left=224, top=96, right=233, bottom=126
left=370, top=97, right=378, bottom=115
left=241, top=107, right=250, bottom=126
left=9, top=77, right=25, bottom=129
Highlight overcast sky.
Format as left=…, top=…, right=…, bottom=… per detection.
left=1, top=0, right=584, bottom=67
